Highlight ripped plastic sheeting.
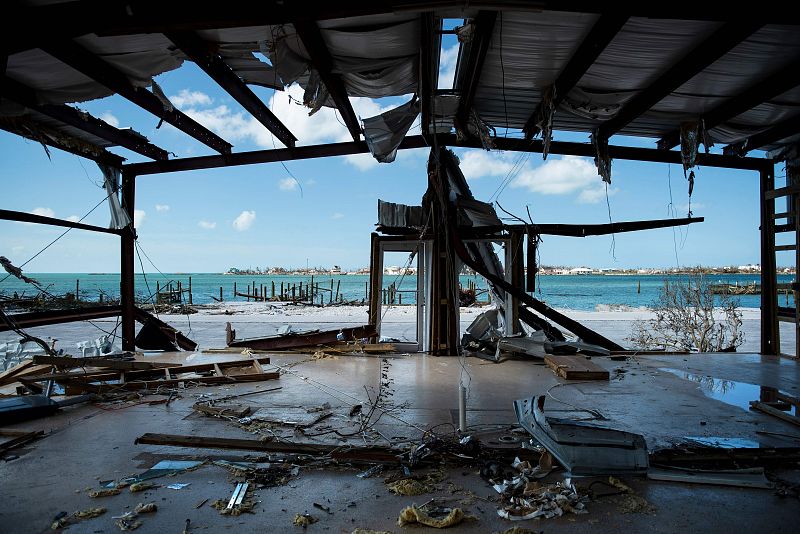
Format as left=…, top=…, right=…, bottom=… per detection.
left=514, top=395, right=649, bottom=476
left=363, top=97, right=420, bottom=163
left=591, top=131, right=612, bottom=184
left=98, top=164, right=132, bottom=230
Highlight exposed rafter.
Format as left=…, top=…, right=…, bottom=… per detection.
left=419, top=13, right=442, bottom=136
left=0, top=120, right=125, bottom=166
left=294, top=20, right=361, bottom=141
left=41, top=40, right=232, bottom=154
left=4, top=2, right=795, bottom=57
left=124, top=133, right=766, bottom=176
left=597, top=22, right=763, bottom=140
left=658, top=59, right=800, bottom=150
left=0, top=208, right=122, bottom=235
left=454, top=11, right=497, bottom=133
left=523, top=14, right=628, bottom=139
left=1, top=75, right=169, bottom=160
left=166, top=31, right=297, bottom=148
left=723, top=114, right=800, bottom=156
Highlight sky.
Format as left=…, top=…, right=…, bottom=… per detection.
left=0, top=35, right=780, bottom=274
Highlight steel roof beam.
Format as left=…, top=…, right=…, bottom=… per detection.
left=1, top=75, right=169, bottom=160
left=597, top=22, right=763, bottom=140
left=294, top=20, right=361, bottom=141
left=41, top=40, right=232, bottom=154
left=166, top=31, right=296, bottom=148
left=658, top=59, right=800, bottom=150
left=523, top=14, right=628, bottom=139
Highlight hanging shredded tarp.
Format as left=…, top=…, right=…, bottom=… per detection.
left=363, top=97, right=420, bottom=163
left=98, top=163, right=132, bottom=230
left=591, top=131, right=612, bottom=184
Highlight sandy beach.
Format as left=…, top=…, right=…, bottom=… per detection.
left=3, top=301, right=792, bottom=355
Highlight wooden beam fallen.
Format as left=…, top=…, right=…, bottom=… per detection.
left=0, top=429, right=45, bottom=454
left=750, top=401, right=800, bottom=427
left=135, top=433, right=400, bottom=463
left=32, top=354, right=174, bottom=371
left=544, top=355, right=609, bottom=380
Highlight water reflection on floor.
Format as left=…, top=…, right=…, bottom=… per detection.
left=660, top=368, right=797, bottom=415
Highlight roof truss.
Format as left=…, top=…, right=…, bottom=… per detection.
left=40, top=40, right=233, bottom=154
left=597, top=21, right=763, bottom=140
left=166, top=31, right=297, bottom=148
left=658, top=58, right=800, bottom=149
left=454, top=11, right=497, bottom=133
left=523, top=14, right=629, bottom=139
left=294, top=20, right=361, bottom=141
left=1, top=75, right=169, bottom=160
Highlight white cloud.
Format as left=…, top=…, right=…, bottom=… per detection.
left=178, top=83, right=402, bottom=171
left=459, top=150, right=517, bottom=179
left=577, top=185, right=616, bottom=204
left=155, top=204, right=170, bottom=212
left=331, top=212, right=345, bottom=220
left=31, top=207, right=55, bottom=218
left=170, top=89, right=212, bottom=108
left=305, top=178, right=317, bottom=186
left=278, top=177, right=298, bottom=191
left=198, top=220, right=217, bottom=229
left=99, top=112, right=119, bottom=127
left=438, top=44, right=459, bottom=90
left=512, top=156, right=599, bottom=196
left=66, top=215, right=80, bottom=222
left=233, top=210, right=256, bottom=231
left=133, top=209, right=146, bottom=227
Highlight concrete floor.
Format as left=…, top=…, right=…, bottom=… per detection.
left=2, top=349, right=800, bottom=533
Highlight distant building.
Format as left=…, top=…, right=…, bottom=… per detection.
left=569, top=267, right=592, bottom=275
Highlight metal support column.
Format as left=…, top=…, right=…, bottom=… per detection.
left=505, top=231, right=524, bottom=335
left=760, top=163, right=778, bottom=355
left=367, top=232, right=382, bottom=341
left=121, top=170, right=136, bottom=351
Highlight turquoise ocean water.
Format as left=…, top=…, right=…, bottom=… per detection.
left=1, top=272, right=793, bottom=311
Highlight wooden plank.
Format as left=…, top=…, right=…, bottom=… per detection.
left=227, top=324, right=377, bottom=351
left=135, top=433, right=399, bottom=463
left=0, top=364, right=54, bottom=386
left=544, top=355, right=609, bottom=380
left=54, top=371, right=280, bottom=393
left=20, top=357, right=272, bottom=383
left=750, top=401, right=800, bottom=427
left=213, top=363, right=224, bottom=377
left=33, top=355, right=173, bottom=371
left=0, top=429, right=45, bottom=454
left=0, top=360, right=34, bottom=385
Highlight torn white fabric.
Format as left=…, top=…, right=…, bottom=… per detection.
left=363, top=97, right=420, bottom=163
left=591, top=131, right=612, bottom=184
left=150, top=81, right=174, bottom=113
left=98, top=163, right=132, bottom=229
left=303, top=69, right=329, bottom=116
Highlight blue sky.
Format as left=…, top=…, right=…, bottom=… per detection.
left=0, top=39, right=774, bottom=273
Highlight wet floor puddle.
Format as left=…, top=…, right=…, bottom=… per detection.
left=659, top=368, right=797, bottom=416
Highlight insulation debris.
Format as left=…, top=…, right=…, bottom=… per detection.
left=129, top=482, right=157, bottom=493
left=397, top=505, right=466, bottom=528
left=134, top=503, right=157, bottom=514
left=386, top=478, right=431, bottom=496
left=74, top=508, right=107, bottom=519
left=608, top=477, right=655, bottom=515
left=293, top=513, right=319, bottom=527
left=89, top=488, right=121, bottom=498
